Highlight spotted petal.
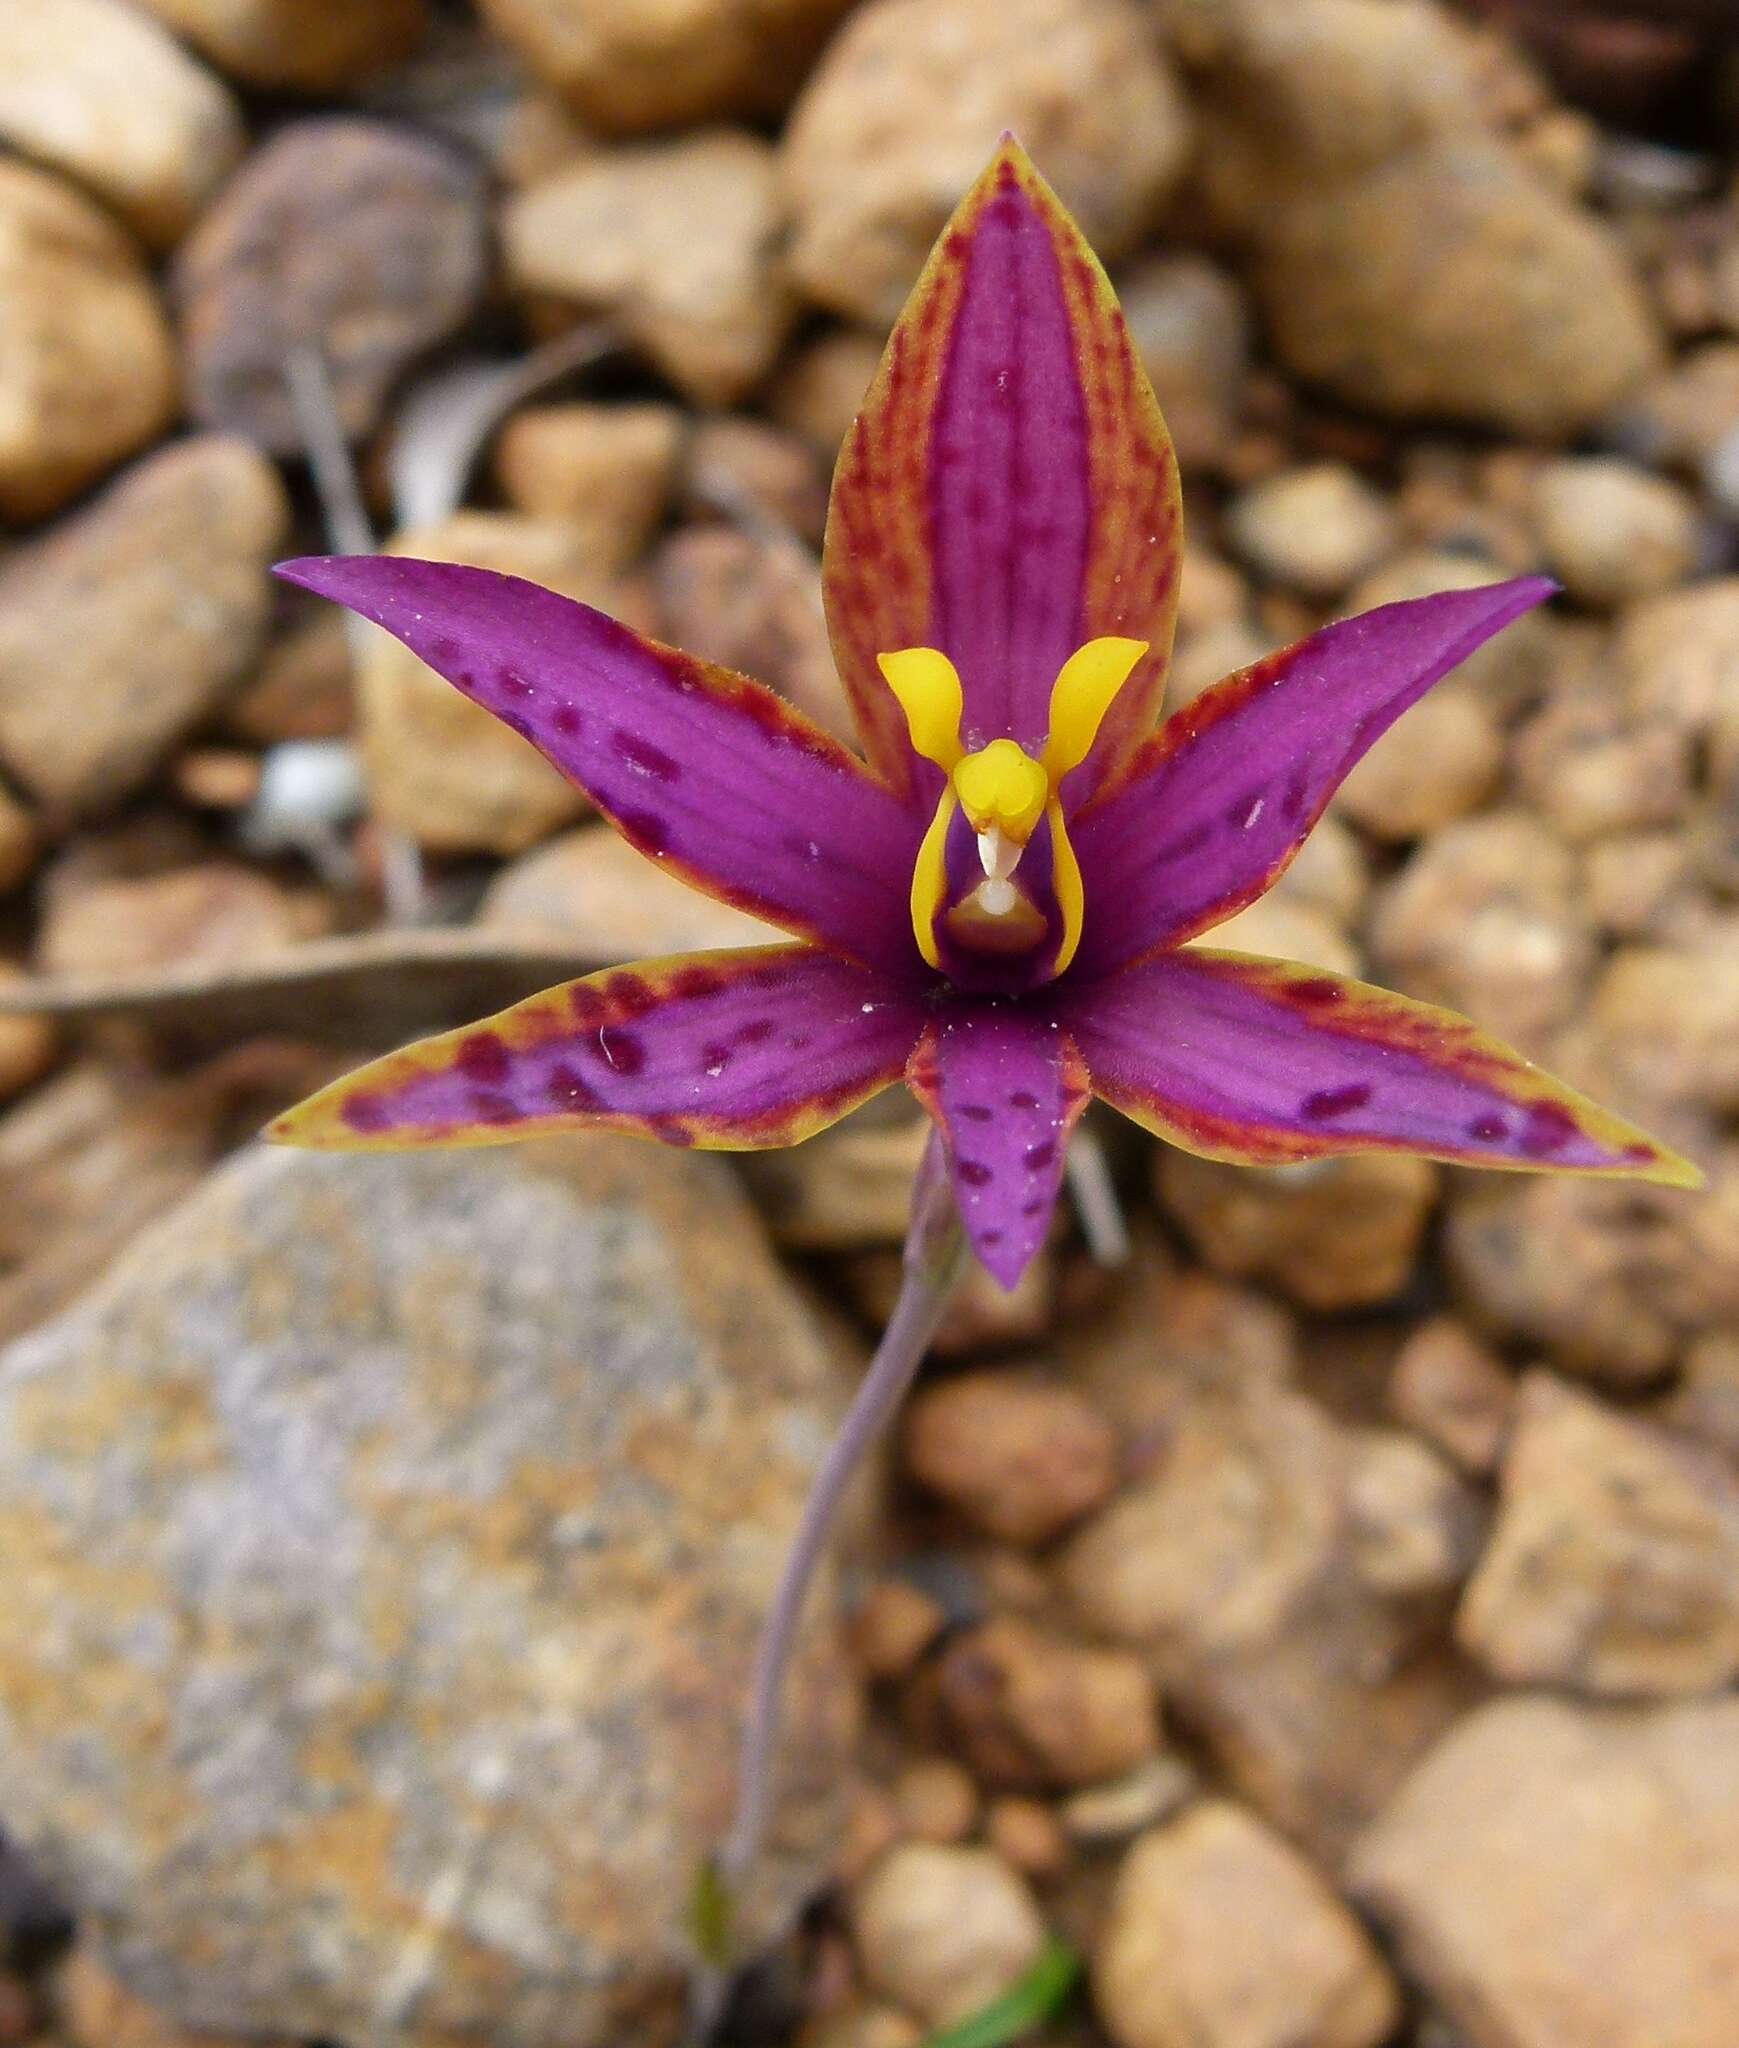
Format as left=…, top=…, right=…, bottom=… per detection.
left=908, top=1001, right=1091, bottom=1287
left=277, top=556, right=923, bottom=978
left=825, top=137, right=1181, bottom=799
left=1070, top=579, right=1554, bottom=979
left=269, top=945, right=927, bottom=1152
left=1058, top=948, right=1700, bottom=1186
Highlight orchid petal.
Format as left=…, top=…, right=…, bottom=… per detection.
left=277, top=555, right=922, bottom=977
left=1069, top=579, right=1555, bottom=979
left=908, top=1001, right=1090, bottom=1287
left=824, top=137, right=1181, bottom=797
left=1059, top=949, right=1700, bottom=1186
left=268, top=945, right=926, bottom=1152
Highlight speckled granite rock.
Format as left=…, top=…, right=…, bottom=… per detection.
left=0, top=1138, right=861, bottom=2047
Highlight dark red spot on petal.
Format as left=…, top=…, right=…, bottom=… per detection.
left=1019, top=1197, right=1046, bottom=1218
left=498, top=669, right=535, bottom=698
left=615, top=731, right=681, bottom=783
left=958, top=1160, right=993, bottom=1187
left=1520, top=1100, right=1577, bottom=1157
left=670, top=965, right=726, bottom=1002
left=1024, top=1139, right=1057, bottom=1172
left=595, top=1027, right=644, bottom=1076
left=699, top=1042, right=732, bottom=1076
left=957, top=1104, right=993, bottom=1123
left=456, top=1032, right=511, bottom=1085
left=548, top=1061, right=597, bottom=1108
left=615, top=808, right=671, bottom=857
left=341, top=1091, right=390, bottom=1133
left=737, top=1019, right=775, bottom=1046
left=470, top=1089, right=521, bottom=1124
left=1302, top=1083, right=1372, bottom=1122
left=552, top=705, right=581, bottom=739
left=1468, top=1113, right=1507, bottom=1143
left=608, top=973, right=657, bottom=1016
left=1289, top=979, right=1346, bottom=1007
left=1009, top=1090, right=1040, bottom=1111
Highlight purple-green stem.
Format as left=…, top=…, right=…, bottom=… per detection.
left=708, top=1129, right=965, bottom=1956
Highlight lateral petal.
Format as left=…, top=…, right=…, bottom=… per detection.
left=1070, top=579, right=1555, bottom=978
left=824, top=136, right=1181, bottom=794
left=908, top=999, right=1091, bottom=1287
left=1059, top=949, right=1700, bottom=1186
left=269, top=946, right=926, bottom=1153
left=277, top=554, right=922, bottom=977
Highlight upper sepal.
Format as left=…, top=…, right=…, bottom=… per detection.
left=824, top=137, right=1181, bottom=801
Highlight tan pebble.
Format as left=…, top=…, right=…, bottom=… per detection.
left=1094, top=1801, right=1400, bottom=2048
left=476, top=0, right=850, bottom=134
left=766, top=328, right=884, bottom=456
left=1588, top=947, right=1739, bottom=1114
left=902, top=1370, right=1118, bottom=1546
left=851, top=1842, right=1047, bottom=2029
left=1119, top=254, right=1251, bottom=474
left=1164, top=619, right=1278, bottom=711
left=849, top=1578, right=947, bottom=1682
left=800, top=2002, right=924, bottom=2048
left=1457, top=1372, right=1739, bottom=1697
left=1350, top=1694, right=1739, bottom=2047
left=1157, top=1152, right=1438, bottom=1315
left=841, top=1784, right=903, bottom=1887
left=503, top=131, right=795, bottom=406
left=1201, top=896, right=1360, bottom=979
left=0, top=967, right=58, bottom=1102
left=1225, top=462, right=1399, bottom=598
left=1345, top=1429, right=1483, bottom=1602
left=651, top=525, right=854, bottom=742
left=891, top=1758, right=980, bottom=1845
left=986, top=1797, right=1070, bottom=1881
left=0, top=435, right=287, bottom=815
left=1532, top=456, right=1699, bottom=609
left=1368, top=810, right=1595, bottom=1055
left=1388, top=1317, right=1516, bottom=1477
left=0, top=160, right=178, bottom=524
left=128, top=0, right=424, bottom=93
left=0, top=786, right=37, bottom=895
left=0, top=0, right=243, bottom=250
left=931, top=1617, right=1160, bottom=1791
left=784, top=0, right=1190, bottom=326
left=1335, top=681, right=1503, bottom=841
left=1060, top=1755, right=1196, bottom=1847
left=493, top=402, right=683, bottom=573
left=1175, top=544, right=1250, bottom=635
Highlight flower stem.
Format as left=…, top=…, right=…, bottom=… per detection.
left=712, top=1126, right=965, bottom=1918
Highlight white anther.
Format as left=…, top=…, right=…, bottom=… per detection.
left=977, top=825, right=1023, bottom=882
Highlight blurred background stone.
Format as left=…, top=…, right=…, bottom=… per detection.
left=0, top=160, right=178, bottom=523
left=0, top=1139, right=860, bottom=2046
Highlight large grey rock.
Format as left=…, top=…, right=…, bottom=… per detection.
left=0, top=1137, right=860, bottom=2046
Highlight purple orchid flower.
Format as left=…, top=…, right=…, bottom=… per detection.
left=269, top=138, right=1697, bottom=1286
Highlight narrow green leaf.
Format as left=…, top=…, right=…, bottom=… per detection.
left=919, top=1937, right=1082, bottom=2048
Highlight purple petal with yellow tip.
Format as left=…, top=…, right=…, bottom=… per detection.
left=1059, top=949, right=1701, bottom=1187
left=907, top=1001, right=1091, bottom=1287
left=276, top=555, right=924, bottom=977
left=825, top=137, right=1181, bottom=796
left=267, top=945, right=927, bottom=1153
left=1070, top=579, right=1555, bottom=979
